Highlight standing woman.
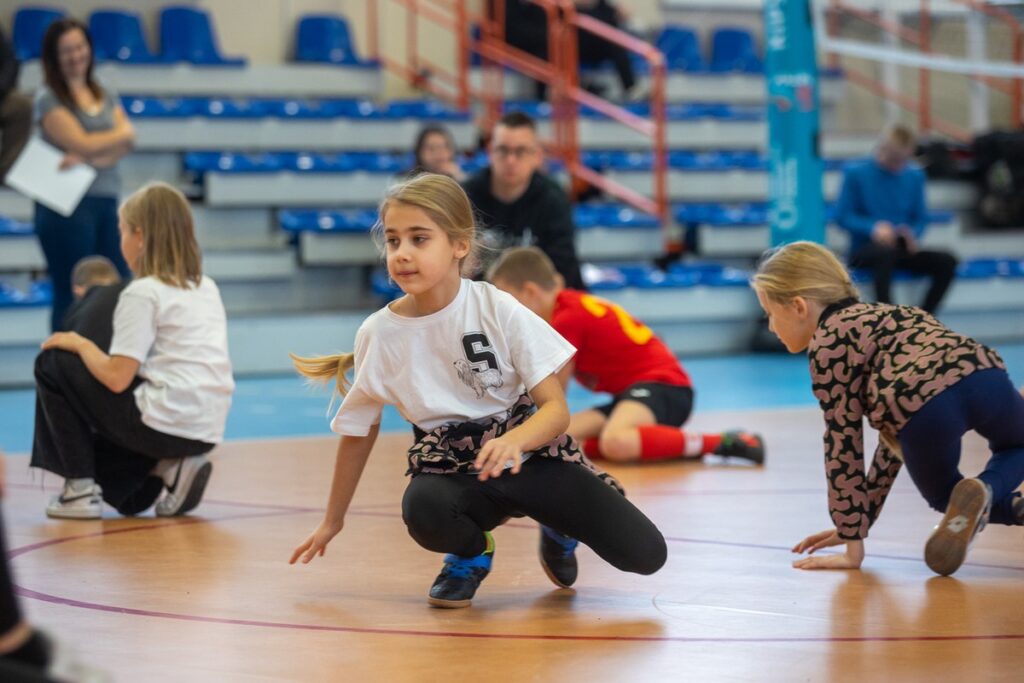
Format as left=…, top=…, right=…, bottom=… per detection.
left=35, top=18, right=134, bottom=331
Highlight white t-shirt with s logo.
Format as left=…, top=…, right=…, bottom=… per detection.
left=331, top=279, right=575, bottom=436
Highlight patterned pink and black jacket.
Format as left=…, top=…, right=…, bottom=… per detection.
left=809, top=299, right=1005, bottom=540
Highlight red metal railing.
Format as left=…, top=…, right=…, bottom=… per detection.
left=364, top=0, right=671, bottom=236
left=825, top=0, right=1024, bottom=140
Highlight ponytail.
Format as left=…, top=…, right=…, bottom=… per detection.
left=290, top=352, right=356, bottom=397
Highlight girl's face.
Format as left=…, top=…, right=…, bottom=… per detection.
left=57, top=28, right=92, bottom=82
left=119, top=213, right=143, bottom=273
left=383, top=203, right=468, bottom=296
left=756, top=289, right=817, bottom=353
left=418, top=133, right=454, bottom=173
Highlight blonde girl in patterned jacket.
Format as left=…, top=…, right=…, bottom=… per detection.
left=288, top=173, right=666, bottom=608
left=752, top=241, right=1024, bottom=576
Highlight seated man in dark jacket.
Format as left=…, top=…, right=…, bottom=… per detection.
left=463, top=111, right=586, bottom=290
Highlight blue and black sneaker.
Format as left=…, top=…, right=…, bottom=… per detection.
left=428, top=540, right=494, bottom=608
left=539, top=526, right=579, bottom=588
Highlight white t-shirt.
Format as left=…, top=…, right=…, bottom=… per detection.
left=331, top=279, right=575, bottom=436
left=108, top=275, right=234, bottom=443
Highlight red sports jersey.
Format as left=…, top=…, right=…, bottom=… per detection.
left=552, top=289, right=691, bottom=394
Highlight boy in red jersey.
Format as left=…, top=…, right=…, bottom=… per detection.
left=489, top=247, right=764, bottom=464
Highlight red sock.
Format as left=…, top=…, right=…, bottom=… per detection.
left=701, top=433, right=722, bottom=455
left=638, top=426, right=689, bottom=461
left=582, top=438, right=603, bottom=459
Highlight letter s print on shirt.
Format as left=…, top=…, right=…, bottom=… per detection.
left=454, top=332, right=504, bottom=398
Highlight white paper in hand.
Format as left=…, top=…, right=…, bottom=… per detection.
left=6, top=137, right=97, bottom=217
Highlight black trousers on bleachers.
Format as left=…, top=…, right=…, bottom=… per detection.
left=31, top=349, right=213, bottom=515
left=850, top=243, right=958, bottom=313
left=578, top=0, right=636, bottom=96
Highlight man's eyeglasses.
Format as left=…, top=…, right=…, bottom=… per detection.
left=492, top=145, right=537, bottom=159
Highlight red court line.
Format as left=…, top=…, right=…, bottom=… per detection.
left=12, top=583, right=1024, bottom=644
left=8, top=505, right=1024, bottom=643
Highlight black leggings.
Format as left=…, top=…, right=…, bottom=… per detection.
left=0, top=508, right=21, bottom=633
left=401, top=456, right=666, bottom=575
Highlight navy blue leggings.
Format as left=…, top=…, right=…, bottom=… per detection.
left=34, top=196, right=130, bottom=332
left=899, top=368, right=1024, bottom=525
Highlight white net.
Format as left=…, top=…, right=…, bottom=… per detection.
left=812, top=0, right=1024, bottom=79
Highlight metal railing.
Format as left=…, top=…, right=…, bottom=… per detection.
left=365, top=0, right=672, bottom=241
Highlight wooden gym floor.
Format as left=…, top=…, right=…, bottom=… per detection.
left=4, top=406, right=1024, bottom=682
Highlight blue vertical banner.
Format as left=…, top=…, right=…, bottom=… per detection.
left=764, top=0, right=824, bottom=246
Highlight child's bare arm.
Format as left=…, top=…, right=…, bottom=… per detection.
left=40, top=332, right=139, bottom=393
left=290, top=425, right=380, bottom=564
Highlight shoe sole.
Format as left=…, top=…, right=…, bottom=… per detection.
left=45, top=509, right=100, bottom=520
left=427, top=596, right=472, bottom=609
left=46, top=506, right=102, bottom=520
left=157, top=461, right=213, bottom=517
left=925, top=479, right=989, bottom=576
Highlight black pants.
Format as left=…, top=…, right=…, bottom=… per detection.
left=578, top=1, right=635, bottom=95
left=34, top=197, right=131, bottom=332
left=31, top=349, right=213, bottom=515
left=850, top=243, right=958, bottom=313
left=401, top=456, right=666, bottom=574
left=0, top=508, right=21, bottom=633
left=0, top=507, right=57, bottom=683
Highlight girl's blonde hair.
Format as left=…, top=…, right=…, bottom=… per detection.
left=292, top=173, right=479, bottom=395
left=751, top=241, right=859, bottom=304
left=374, top=172, right=480, bottom=275
left=120, top=182, right=202, bottom=288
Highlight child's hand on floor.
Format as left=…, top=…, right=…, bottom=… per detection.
left=792, top=529, right=864, bottom=570
left=290, top=519, right=344, bottom=565
left=474, top=437, right=523, bottom=481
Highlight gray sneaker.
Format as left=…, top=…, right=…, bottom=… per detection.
left=155, top=456, right=213, bottom=517
left=46, top=482, right=103, bottom=520
left=924, top=478, right=992, bottom=576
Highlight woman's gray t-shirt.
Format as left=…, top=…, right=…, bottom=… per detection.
left=33, top=82, right=122, bottom=198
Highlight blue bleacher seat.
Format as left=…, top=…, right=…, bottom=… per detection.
left=295, top=14, right=364, bottom=65
left=12, top=7, right=64, bottom=60
left=709, top=27, right=763, bottom=73
left=159, top=6, right=246, bottom=65
left=0, top=216, right=33, bottom=236
left=123, top=96, right=199, bottom=118
left=89, top=10, right=165, bottom=63
left=184, top=152, right=285, bottom=173
left=655, top=25, right=706, bottom=72
left=958, top=258, right=1024, bottom=280
left=280, top=209, right=377, bottom=233
left=0, top=281, right=52, bottom=308
left=371, top=269, right=402, bottom=300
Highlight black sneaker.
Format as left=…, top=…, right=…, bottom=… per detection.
left=427, top=550, right=493, bottom=608
left=714, top=431, right=765, bottom=465
left=539, top=526, right=579, bottom=588
left=925, top=478, right=992, bottom=576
